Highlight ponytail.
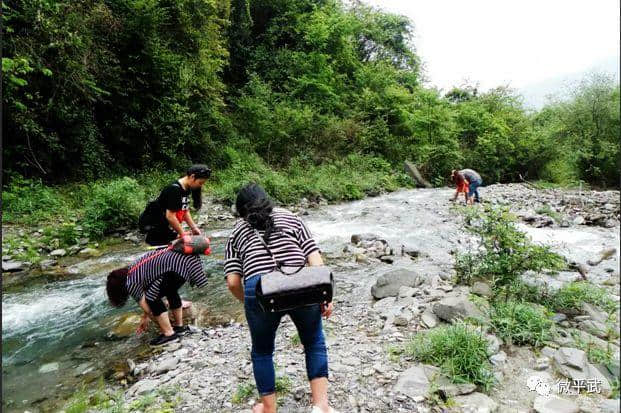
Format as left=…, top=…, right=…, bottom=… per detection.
left=191, top=188, right=202, bottom=210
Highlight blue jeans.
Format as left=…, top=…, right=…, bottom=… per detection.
left=468, top=179, right=482, bottom=201
left=244, top=275, right=329, bottom=395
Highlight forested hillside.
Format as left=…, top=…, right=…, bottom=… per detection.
left=3, top=0, right=619, bottom=188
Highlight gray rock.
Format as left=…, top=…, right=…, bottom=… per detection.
left=79, top=247, right=100, bottom=257
left=394, top=309, right=413, bottom=326
left=2, top=260, right=25, bottom=272
left=553, top=347, right=612, bottom=396
left=50, top=249, right=67, bottom=257
left=581, top=303, right=609, bottom=324
left=573, top=216, right=586, bottom=225
left=553, top=347, right=587, bottom=371
left=39, top=259, right=57, bottom=270
left=600, top=399, right=621, bottom=413
left=490, top=351, right=507, bottom=366
left=535, top=357, right=550, bottom=371
left=371, top=269, right=422, bottom=299
left=351, top=233, right=384, bottom=245
left=434, top=378, right=476, bottom=397
left=129, top=379, right=159, bottom=396
left=421, top=308, right=439, bottom=329
left=373, top=296, right=397, bottom=309
left=398, top=286, right=417, bottom=298
left=38, top=362, right=59, bottom=374
left=393, top=364, right=440, bottom=399
left=454, top=392, right=498, bottom=413
left=432, top=295, right=486, bottom=323
left=486, top=334, right=502, bottom=355
left=541, top=346, right=557, bottom=358
left=151, top=357, right=178, bottom=375
left=533, top=395, right=579, bottom=413
left=471, top=282, right=492, bottom=298
left=550, top=313, right=567, bottom=323
left=579, top=320, right=608, bottom=339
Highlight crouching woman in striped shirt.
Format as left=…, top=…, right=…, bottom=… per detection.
left=106, top=247, right=208, bottom=346
left=225, top=184, right=337, bottom=413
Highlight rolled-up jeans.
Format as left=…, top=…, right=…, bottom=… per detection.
left=468, top=179, right=482, bottom=202
left=243, top=274, right=329, bottom=395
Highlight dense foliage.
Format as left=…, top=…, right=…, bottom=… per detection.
left=3, top=0, right=619, bottom=187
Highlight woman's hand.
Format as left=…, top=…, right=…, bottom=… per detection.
left=321, top=302, right=333, bottom=318
left=191, top=226, right=202, bottom=235
left=136, top=313, right=151, bottom=335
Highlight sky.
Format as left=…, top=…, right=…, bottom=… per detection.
left=365, top=0, right=620, bottom=107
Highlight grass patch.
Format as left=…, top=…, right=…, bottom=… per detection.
left=406, top=323, right=494, bottom=391
left=490, top=301, right=553, bottom=347
left=232, top=382, right=255, bottom=405
left=535, top=204, right=561, bottom=222
left=63, top=381, right=179, bottom=413
left=290, top=333, right=301, bottom=346
left=547, top=282, right=617, bottom=314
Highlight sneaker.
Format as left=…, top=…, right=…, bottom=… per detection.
left=173, top=325, right=190, bottom=334
left=149, top=333, right=179, bottom=346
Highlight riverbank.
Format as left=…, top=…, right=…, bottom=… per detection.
left=56, top=184, right=619, bottom=413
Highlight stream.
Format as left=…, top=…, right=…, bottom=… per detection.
left=2, top=187, right=619, bottom=412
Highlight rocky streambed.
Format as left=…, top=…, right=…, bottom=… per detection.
left=102, top=185, right=620, bottom=413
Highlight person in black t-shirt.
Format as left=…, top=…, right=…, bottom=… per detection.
left=145, top=164, right=211, bottom=246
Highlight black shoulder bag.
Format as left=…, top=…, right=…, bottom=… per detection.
left=253, top=229, right=334, bottom=313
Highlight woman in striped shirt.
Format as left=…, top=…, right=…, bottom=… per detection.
left=106, top=247, right=208, bottom=345
left=225, top=184, right=337, bottom=413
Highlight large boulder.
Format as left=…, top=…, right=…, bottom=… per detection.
left=110, top=314, right=142, bottom=338
left=393, top=364, right=440, bottom=400
left=552, top=347, right=612, bottom=396
left=371, top=269, right=422, bottom=299
left=432, top=295, right=486, bottom=323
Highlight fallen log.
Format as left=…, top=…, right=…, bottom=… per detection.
left=404, top=161, right=432, bottom=188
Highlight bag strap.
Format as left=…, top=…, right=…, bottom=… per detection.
left=252, top=228, right=303, bottom=276
left=129, top=244, right=173, bottom=275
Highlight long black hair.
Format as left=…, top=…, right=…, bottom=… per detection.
left=236, top=183, right=275, bottom=242
left=186, top=164, right=211, bottom=210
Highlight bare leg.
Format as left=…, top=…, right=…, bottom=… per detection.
left=172, top=307, right=183, bottom=327
left=255, top=393, right=276, bottom=413
left=154, top=312, right=175, bottom=336
left=310, top=377, right=329, bottom=412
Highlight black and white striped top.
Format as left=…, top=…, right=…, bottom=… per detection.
left=125, top=249, right=208, bottom=302
left=224, top=209, right=320, bottom=281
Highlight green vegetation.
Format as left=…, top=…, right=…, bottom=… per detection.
left=455, top=205, right=566, bottom=298
left=535, top=204, right=561, bottom=223
left=547, top=282, right=617, bottom=315
left=231, top=376, right=291, bottom=405
left=63, top=381, right=179, bottom=413
left=232, top=382, right=255, bottom=405
left=490, top=301, right=553, bottom=347
left=406, top=323, right=494, bottom=391
left=3, top=0, right=618, bottom=202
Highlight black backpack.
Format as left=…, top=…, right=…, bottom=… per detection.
left=138, top=182, right=182, bottom=233
left=138, top=199, right=164, bottom=233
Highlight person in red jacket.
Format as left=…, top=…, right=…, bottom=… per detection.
left=450, top=169, right=469, bottom=204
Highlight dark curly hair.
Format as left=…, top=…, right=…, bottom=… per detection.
left=106, top=267, right=129, bottom=307
left=235, top=183, right=275, bottom=242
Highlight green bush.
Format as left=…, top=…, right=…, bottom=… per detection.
left=406, top=323, right=494, bottom=390
left=82, top=178, right=145, bottom=238
left=455, top=206, right=566, bottom=299
left=490, top=301, right=553, bottom=347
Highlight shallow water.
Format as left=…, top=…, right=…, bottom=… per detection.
left=3, top=188, right=618, bottom=412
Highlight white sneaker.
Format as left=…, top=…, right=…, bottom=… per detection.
left=311, top=407, right=339, bottom=413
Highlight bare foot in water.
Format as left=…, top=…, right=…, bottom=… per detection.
left=182, top=300, right=192, bottom=309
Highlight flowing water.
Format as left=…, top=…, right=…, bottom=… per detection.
left=2, top=188, right=618, bottom=412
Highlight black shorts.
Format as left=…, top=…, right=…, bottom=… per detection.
left=146, top=272, right=186, bottom=316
